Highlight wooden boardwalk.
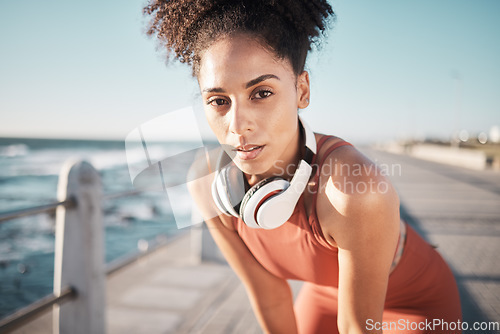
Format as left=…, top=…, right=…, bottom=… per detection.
left=8, top=147, right=500, bottom=333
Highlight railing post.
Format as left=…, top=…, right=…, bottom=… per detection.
left=53, top=160, right=106, bottom=334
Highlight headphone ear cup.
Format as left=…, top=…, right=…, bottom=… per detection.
left=257, top=160, right=313, bottom=229
left=240, top=177, right=290, bottom=229
left=224, top=164, right=246, bottom=214
left=211, top=163, right=247, bottom=217
left=211, top=147, right=246, bottom=217
left=211, top=170, right=232, bottom=216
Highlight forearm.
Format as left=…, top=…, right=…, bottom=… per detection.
left=245, top=278, right=298, bottom=334
left=338, top=320, right=378, bottom=334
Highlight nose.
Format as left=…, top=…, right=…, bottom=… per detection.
left=228, top=102, right=253, bottom=135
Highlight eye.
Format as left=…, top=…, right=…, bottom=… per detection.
left=207, top=97, right=229, bottom=107
left=252, top=89, right=273, bottom=100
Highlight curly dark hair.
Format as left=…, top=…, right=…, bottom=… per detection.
left=144, top=0, right=335, bottom=76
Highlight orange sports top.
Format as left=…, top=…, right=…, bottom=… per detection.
left=231, top=135, right=462, bottom=333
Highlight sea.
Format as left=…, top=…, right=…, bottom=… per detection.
left=0, top=137, right=209, bottom=318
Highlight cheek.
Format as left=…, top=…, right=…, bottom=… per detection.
left=204, top=109, right=228, bottom=140
left=272, top=109, right=298, bottom=143
left=272, top=98, right=298, bottom=126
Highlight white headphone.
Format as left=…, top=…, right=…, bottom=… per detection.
left=211, top=116, right=317, bottom=229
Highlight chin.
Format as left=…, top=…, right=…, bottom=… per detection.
left=235, top=159, right=272, bottom=176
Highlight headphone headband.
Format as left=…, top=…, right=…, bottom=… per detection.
left=301, top=116, right=317, bottom=157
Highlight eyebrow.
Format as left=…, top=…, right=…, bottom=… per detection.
left=202, top=74, right=280, bottom=93
left=245, top=74, right=280, bottom=88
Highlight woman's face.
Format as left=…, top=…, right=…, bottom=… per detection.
left=198, top=34, right=310, bottom=181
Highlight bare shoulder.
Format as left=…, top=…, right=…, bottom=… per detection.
left=314, top=142, right=400, bottom=249
left=187, top=147, right=235, bottom=230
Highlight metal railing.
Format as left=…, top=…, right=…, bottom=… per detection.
left=0, top=198, right=76, bottom=223
left=0, top=286, right=77, bottom=333
left=0, top=160, right=151, bottom=334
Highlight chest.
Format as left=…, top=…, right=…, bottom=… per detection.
left=235, top=209, right=340, bottom=287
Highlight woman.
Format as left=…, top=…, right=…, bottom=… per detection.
left=144, top=1, right=462, bottom=333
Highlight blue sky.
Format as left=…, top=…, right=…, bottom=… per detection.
left=1, top=0, right=499, bottom=144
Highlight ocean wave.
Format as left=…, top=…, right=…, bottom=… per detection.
left=0, top=144, right=29, bottom=157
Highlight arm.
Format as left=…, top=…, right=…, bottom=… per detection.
left=187, top=157, right=298, bottom=333
left=205, top=216, right=297, bottom=333
left=316, top=147, right=400, bottom=334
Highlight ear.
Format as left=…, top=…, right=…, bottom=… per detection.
left=296, top=70, right=310, bottom=109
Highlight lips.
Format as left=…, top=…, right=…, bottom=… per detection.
left=234, top=144, right=264, bottom=160
left=236, top=145, right=262, bottom=152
